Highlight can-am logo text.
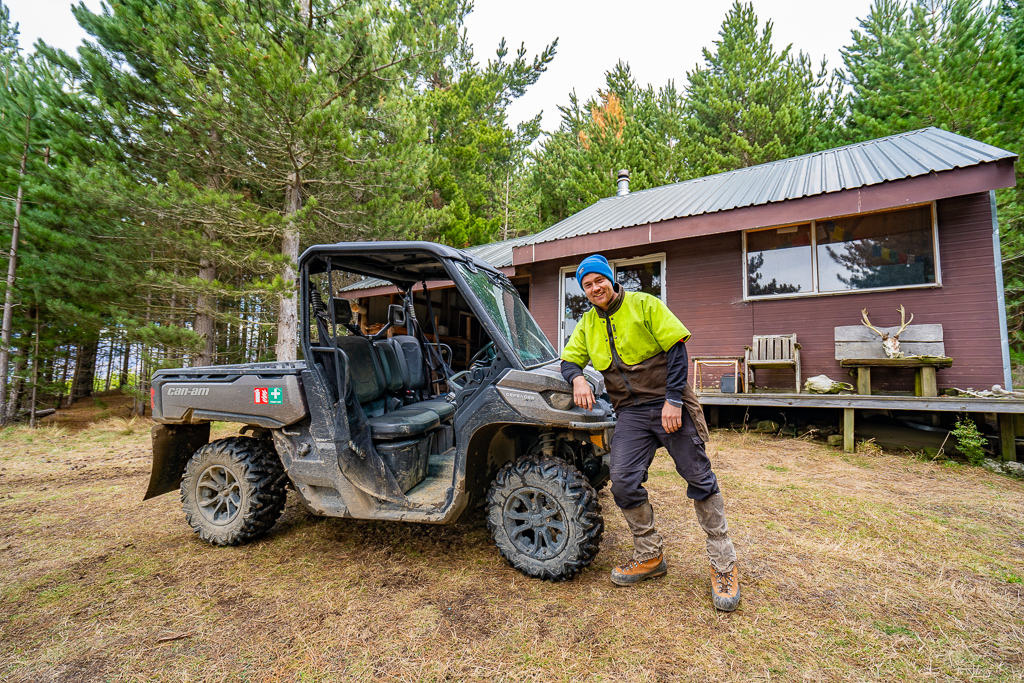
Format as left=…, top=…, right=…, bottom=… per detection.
left=166, top=387, right=209, bottom=397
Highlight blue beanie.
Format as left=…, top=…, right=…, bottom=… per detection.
left=576, top=254, right=615, bottom=288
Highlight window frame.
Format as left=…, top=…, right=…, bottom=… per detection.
left=741, top=202, right=942, bottom=301
left=557, top=252, right=667, bottom=351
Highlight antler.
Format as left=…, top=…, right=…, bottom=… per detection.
left=892, top=305, right=914, bottom=338
left=860, top=308, right=886, bottom=338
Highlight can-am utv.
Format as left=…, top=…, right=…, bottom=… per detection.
left=145, top=242, right=615, bottom=580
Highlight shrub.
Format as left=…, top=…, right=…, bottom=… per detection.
left=952, top=416, right=986, bottom=466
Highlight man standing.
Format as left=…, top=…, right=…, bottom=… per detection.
left=560, top=254, right=740, bottom=611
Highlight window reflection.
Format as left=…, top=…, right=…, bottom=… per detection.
left=817, top=206, right=935, bottom=292
left=746, top=224, right=813, bottom=296
left=616, top=261, right=662, bottom=298
left=563, top=272, right=589, bottom=348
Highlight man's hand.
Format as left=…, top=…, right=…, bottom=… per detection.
left=572, top=376, right=595, bottom=411
left=662, top=402, right=682, bottom=433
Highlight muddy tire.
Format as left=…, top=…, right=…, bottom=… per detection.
left=486, top=457, right=603, bottom=581
left=180, top=436, right=286, bottom=546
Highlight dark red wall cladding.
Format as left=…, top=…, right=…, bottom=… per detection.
left=531, top=192, right=1007, bottom=392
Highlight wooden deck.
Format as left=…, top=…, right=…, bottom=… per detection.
left=696, top=391, right=1024, bottom=460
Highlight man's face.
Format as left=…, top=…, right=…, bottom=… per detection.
left=581, top=272, right=616, bottom=309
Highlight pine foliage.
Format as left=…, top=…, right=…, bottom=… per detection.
left=681, top=0, right=845, bottom=176
left=0, top=0, right=1023, bottom=418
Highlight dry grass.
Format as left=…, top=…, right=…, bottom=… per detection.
left=1, top=420, right=1023, bottom=682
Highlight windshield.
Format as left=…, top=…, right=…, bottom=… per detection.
left=456, top=264, right=557, bottom=368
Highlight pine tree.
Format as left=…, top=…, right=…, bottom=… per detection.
left=56, top=0, right=461, bottom=363
left=844, top=0, right=1020, bottom=143
left=421, top=32, right=555, bottom=246
left=681, top=0, right=845, bottom=177
left=844, top=0, right=1024, bottom=352
left=531, top=61, right=688, bottom=225
left=0, top=3, right=25, bottom=422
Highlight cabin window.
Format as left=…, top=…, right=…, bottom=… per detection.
left=743, top=204, right=939, bottom=300
left=559, top=253, right=666, bottom=350
left=745, top=223, right=813, bottom=296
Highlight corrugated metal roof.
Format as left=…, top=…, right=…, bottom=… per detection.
left=340, top=233, right=531, bottom=293
left=522, top=127, right=1017, bottom=247
left=462, top=233, right=532, bottom=267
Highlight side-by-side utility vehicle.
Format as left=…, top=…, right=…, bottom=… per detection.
left=145, top=242, right=615, bottom=580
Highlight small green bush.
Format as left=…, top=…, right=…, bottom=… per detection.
left=952, top=416, right=986, bottom=466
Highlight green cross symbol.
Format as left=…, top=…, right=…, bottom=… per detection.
left=269, top=387, right=283, bottom=404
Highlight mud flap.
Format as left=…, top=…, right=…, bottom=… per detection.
left=144, top=423, right=211, bottom=500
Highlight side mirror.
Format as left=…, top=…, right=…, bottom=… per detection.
left=333, top=298, right=353, bottom=324
left=387, top=304, right=406, bottom=329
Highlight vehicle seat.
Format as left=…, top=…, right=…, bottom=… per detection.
left=373, top=340, right=404, bottom=393
left=335, top=335, right=439, bottom=439
left=388, top=335, right=428, bottom=391
left=336, top=335, right=386, bottom=406
left=385, top=335, right=455, bottom=422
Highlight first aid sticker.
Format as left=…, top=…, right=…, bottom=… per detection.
left=254, top=388, right=269, bottom=404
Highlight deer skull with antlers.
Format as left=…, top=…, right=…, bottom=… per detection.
left=861, top=306, right=914, bottom=358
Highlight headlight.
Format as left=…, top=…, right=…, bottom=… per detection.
left=542, top=390, right=575, bottom=411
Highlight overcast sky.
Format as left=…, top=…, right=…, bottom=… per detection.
left=7, top=0, right=876, bottom=132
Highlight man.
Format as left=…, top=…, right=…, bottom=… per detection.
left=560, top=254, right=740, bottom=611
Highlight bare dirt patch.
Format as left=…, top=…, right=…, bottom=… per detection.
left=1, top=425, right=1022, bottom=681
left=35, top=391, right=138, bottom=432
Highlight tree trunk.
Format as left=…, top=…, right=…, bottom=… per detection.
left=134, top=277, right=154, bottom=416
left=194, top=226, right=217, bottom=366
left=7, top=342, right=25, bottom=420
left=104, top=327, right=116, bottom=391
left=71, top=339, right=99, bottom=402
left=58, top=345, right=71, bottom=408
left=276, top=171, right=301, bottom=361
left=29, top=309, right=39, bottom=428
left=119, top=336, right=131, bottom=387
left=194, top=134, right=220, bottom=367
left=0, top=115, right=30, bottom=425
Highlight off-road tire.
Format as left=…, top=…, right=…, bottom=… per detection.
left=180, top=436, right=287, bottom=546
left=486, top=456, right=603, bottom=581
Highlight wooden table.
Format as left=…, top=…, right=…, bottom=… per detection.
left=691, top=356, right=745, bottom=393
left=839, top=357, right=953, bottom=397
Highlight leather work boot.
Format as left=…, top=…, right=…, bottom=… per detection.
left=710, top=564, right=741, bottom=611
left=693, top=492, right=741, bottom=611
left=692, top=493, right=737, bottom=573
left=611, top=503, right=667, bottom=586
left=610, top=554, right=668, bottom=586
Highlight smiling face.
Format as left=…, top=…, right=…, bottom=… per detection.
left=581, top=272, right=616, bottom=310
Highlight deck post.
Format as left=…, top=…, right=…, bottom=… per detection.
left=843, top=408, right=855, bottom=453
left=919, top=367, right=937, bottom=397
left=856, top=368, right=871, bottom=395
left=998, top=413, right=1017, bottom=462
left=705, top=405, right=719, bottom=428
left=1014, top=414, right=1024, bottom=436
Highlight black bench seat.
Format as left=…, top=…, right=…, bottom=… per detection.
left=366, top=404, right=440, bottom=440
left=417, top=397, right=455, bottom=422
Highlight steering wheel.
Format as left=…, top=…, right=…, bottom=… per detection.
left=467, top=341, right=496, bottom=369
left=447, top=342, right=496, bottom=392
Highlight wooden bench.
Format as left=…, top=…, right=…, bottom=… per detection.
left=744, top=334, right=801, bottom=393
left=834, top=324, right=951, bottom=397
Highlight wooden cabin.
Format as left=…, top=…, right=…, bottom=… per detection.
left=513, top=128, right=1017, bottom=394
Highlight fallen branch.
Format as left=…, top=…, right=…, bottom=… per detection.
left=156, top=632, right=194, bottom=643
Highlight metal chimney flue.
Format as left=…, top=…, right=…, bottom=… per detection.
left=616, top=169, right=630, bottom=196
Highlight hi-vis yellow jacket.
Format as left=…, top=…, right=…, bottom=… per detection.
left=560, top=291, right=690, bottom=371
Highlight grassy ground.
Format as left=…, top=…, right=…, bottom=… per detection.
left=1, top=410, right=1023, bottom=681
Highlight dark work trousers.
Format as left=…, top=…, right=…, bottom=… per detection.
left=609, top=402, right=719, bottom=510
